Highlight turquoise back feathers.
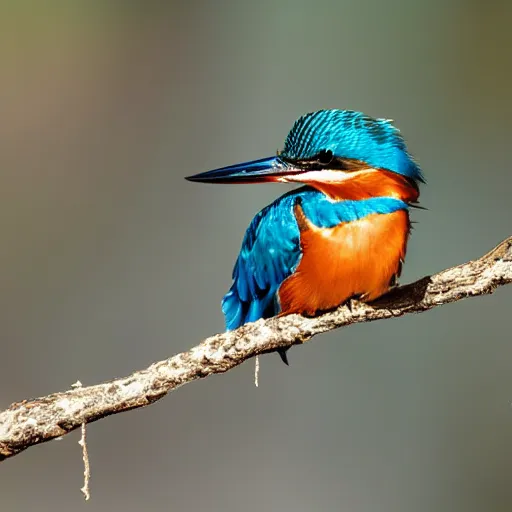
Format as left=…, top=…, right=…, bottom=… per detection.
left=281, top=109, right=424, bottom=182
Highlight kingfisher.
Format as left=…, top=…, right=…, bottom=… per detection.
left=186, top=109, right=424, bottom=364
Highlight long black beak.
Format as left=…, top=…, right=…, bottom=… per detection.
left=186, top=156, right=296, bottom=184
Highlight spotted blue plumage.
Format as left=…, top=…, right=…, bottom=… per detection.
left=281, top=110, right=424, bottom=182
left=222, top=187, right=409, bottom=330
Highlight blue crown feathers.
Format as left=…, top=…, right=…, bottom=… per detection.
left=281, top=110, right=423, bottom=182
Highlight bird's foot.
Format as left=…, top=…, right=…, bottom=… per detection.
left=345, top=295, right=362, bottom=313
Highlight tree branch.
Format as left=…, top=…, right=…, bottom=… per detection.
left=1, top=236, right=511, bottom=462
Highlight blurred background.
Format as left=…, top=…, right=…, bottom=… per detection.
left=1, top=1, right=511, bottom=511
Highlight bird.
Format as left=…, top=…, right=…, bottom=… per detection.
left=186, top=109, right=424, bottom=365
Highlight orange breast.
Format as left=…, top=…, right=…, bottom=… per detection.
left=278, top=210, right=409, bottom=316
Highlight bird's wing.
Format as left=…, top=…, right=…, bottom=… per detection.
left=222, top=190, right=305, bottom=329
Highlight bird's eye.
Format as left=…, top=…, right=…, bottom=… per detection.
left=318, top=149, right=333, bottom=165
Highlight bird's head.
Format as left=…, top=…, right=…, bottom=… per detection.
left=186, top=109, right=424, bottom=199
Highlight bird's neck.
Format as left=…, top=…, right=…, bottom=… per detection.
left=299, top=169, right=419, bottom=203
